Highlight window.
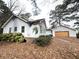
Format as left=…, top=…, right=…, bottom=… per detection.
left=14, top=27, right=17, bottom=32
left=33, top=27, right=38, bottom=34
left=9, top=27, right=11, bottom=33
left=21, top=26, right=25, bottom=33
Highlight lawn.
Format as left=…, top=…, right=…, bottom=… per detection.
left=0, top=38, right=79, bottom=59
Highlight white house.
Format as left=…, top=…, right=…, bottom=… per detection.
left=1, top=15, right=52, bottom=38
left=52, top=25, right=76, bottom=38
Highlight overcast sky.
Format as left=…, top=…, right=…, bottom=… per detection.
left=3, top=0, right=76, bottom=28
left=3, top=0, right=64, bottom=16
left=2, top=0, right=64, bottom=28
left=3, top=0, right=76, bottom=29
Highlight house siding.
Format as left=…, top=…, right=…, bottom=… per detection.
left=3, top=18, right=30, bottom=37
left=3, top=18, right=51, bottom=38
left=46, top=30, right=52, bottom=35
left=3, top=17, right=52, bottom=38
left=3, top=19, right=14, bottom=33
left=53, top=26, right=76, bottom=37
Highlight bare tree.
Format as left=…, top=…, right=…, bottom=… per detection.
left=7, top=0, right=25, bottom=15
left=8, top=0, right=18, bottom=12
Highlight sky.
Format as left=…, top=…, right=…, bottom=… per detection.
left=3, top=0, right=75, bottom=28
left=3, top=0, right=64, bottom=28
left=3, top=0, right=63, bottom=15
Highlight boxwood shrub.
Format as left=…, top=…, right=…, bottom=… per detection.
left=0, top=33, right=25, bottom=43
left=35, top=35, right=52, bottom=47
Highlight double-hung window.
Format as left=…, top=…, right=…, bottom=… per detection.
left=21, top=26, right=25, bottom=33
left=14, top=27, right=17, bottom=32
left=9, top=27, right=11, bottom=33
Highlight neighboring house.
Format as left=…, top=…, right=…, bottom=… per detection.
left=52, top=25, right=76, bottom=38
left=1, top=15, right=52, bottom=38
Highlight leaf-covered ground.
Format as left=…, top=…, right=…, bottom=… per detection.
left=0, top=38, right=79, bottom=59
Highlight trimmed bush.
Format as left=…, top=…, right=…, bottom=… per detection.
left=35, top=35, right=52, bottom=47
left=0, top=33, right=25, bottom=43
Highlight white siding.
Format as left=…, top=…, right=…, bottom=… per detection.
left=3, top=20, right=14, bottom=33
left=40, top=22, right=46, bottom=35
left=53, top=26, right=76, bottom=37
left=3, top=18, right=41, bottom=38
left=46, top=30, right=52, bottom=35
left=3, top=18, right=30, bottom=37
left=3, top=18, right=52, bottom=38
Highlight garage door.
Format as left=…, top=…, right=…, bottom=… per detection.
left=55, top=31, right=69, bottom=37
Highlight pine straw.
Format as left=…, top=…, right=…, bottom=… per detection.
left=0, top=38, right=79, bottom=59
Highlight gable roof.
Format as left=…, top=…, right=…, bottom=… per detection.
left=1, top=15, right=47, bottom=28
left=55, top=25, right=76, bottom=31
left=50, top=20, right=76, bottom=31
left=1, top=15, right=13, bottom=28
left=1, top=15, right=28, bottom=28
left=27, top=18, right=47, bottom=27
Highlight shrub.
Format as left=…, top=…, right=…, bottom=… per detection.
left=6, top=33, right=13, bottom=41
left=76, top=32, right=79, bottom=38
left=13, top=33, right=23, bottom=36
left=14, top=35, right=25, bottom=43
left=0, top=33, right=14, bottom=41
left=35, top=35, right=52, bottom=47
left=0, top=33, right=25, bottom=43
left=0, top=34, right=4, bottom=41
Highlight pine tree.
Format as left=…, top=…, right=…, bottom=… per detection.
left=49, top=0, right=79, bottom=28
left=0, top=0, right=12, bottom=33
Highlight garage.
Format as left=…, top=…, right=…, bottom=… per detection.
left=52, top=25, right=76, bottom=38
left=55, top=31, right=69, bottom=37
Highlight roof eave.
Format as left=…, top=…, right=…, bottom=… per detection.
left=1, top=15, right=14, bottom=28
